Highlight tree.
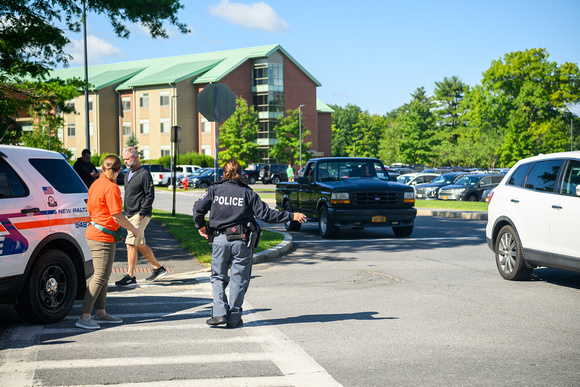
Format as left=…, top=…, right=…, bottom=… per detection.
left=269, top=108, right=312, bottom=165
left=218, top=98, right=260, bottom=167
left=1, top=0, right=188, bottom=142
left=329, top=103, right=362, bottom=156
left=346, top=112, right=386, bottom=158
left=466, top=48, right=580, bottom=166
left=21, top=118, right=72, bottom=160
left=125, top=132, right=143, bottom=159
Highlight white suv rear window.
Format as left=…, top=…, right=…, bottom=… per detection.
left=29, top=158, right=87, bottom=193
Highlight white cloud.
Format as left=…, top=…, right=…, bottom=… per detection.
left=208, top=0, right=289, bottom=33
left=67, top=35, right=125, bottom=65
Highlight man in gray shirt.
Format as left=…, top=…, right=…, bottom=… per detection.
left=115, top=147, right=167, bottom=287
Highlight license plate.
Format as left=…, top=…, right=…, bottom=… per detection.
left=372, top=215, right=386, bottom=222
left=442, top=196, right=449, bottom=200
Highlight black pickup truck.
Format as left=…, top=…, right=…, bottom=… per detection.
left=275, top=157, right=417, bottom=238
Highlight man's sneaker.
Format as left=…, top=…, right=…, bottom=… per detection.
left=146, top=266, right=168, bottom=282
left=93, top=314, right=123, bottom=324
left=115, top=274, right=137, bottom=287
left=76, top=317, right=100, bottom=330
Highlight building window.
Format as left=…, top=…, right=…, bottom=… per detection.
left=160, top=118, right=170, bottom=134
left=21, top=123, right=34, bottom=132
left=141, top=146, right=150, bottom=160
left=122, top=97, right=131, bottom=111
left=88, top=97, right=93, bottom=111
left=160, top=91, right=170, bottom=107
left=66, top=99, right=75, bottom=110
left=140, top=93, right=149, bottom=108
left=253, top=63, right=283, bottom=88
left=122, top=122, right=131, bottom=136
left=160, top=145, right=170, bottom=156
left=89, top=122, right=94, bottom=137
left=140, top=119, right=149, bottom=134
left=67, top=123, right=75, bottom=137
left=201, top=117, right=211, bottom=133
left=201, top=144, right=211, bottom=156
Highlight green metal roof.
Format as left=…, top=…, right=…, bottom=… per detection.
left=49, top=44, right=321, bottom=91
left=316, top=99, right=334, bottom=113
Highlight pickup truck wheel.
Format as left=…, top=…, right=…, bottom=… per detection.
left=16, top=249, right=78, bottom=324
left=284, top=202, right=301, bottom=231
left=495, top=225, right=533, bottom=280
left=393, top=223, right=414, bottom=237
left=318, top=206, right=339, bottom=238
left=199, top=182, right=209, bottom=189
left=249, top=176, right=256, bottom=184
left=272, top=176, right=280, bottom=185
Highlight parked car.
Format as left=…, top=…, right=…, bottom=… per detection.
left=438, top=174, right=504, bottom=201
left=116, top=165, right=128, bottom=185
left=421, top=168, right=449, bottom=174
left=188, top=168, right=223, bottom=189
left=481, top=187, right=493, bottom=202
left=259, top=163, right=288, bottom=184
left=486, top=151, right=580, bottom=280
left=0, top=145, right=93, bottom=323
left=176, top=168, right=209, bottom=188
left=397, top=173, right=419, bottom=184
left=404, top=173, right=440, bottom=186
left=414, top=172, right=467, bottom=200
left=388, top=167, right=418, bottom=175
left=243, top=169, right=259, bottom=184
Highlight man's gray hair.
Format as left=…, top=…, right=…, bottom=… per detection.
left=123, top=147, right=139, bottom=157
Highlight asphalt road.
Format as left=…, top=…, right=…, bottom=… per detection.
left=1, top=189, right=579, bottom=386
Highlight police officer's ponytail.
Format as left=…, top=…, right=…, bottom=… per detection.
left=223, top=160, right=242, bottom=182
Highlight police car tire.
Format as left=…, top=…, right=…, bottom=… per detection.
left=284, top=202, right=301, bottom=231
left=16, top=249, right=78, bottom=324
left=318, top=205, right=339, bottom=238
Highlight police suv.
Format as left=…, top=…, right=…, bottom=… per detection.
left=0, top=145, right=93, bottom=323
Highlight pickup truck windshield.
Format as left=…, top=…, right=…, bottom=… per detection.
left=316, top=160, right=390, bottom=182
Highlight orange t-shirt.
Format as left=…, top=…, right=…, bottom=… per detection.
left=85, top=174, right=123, bottom=243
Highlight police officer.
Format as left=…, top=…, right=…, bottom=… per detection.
left=193, top=160, right=306, bottom=328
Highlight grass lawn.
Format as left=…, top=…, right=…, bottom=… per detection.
left=151, top=209, right=284, bottom=264
left=415, top=199, right=488, bottom=211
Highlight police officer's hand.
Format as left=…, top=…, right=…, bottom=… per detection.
left=293, top=213, right=307, bottom=223
left=198, top=226, right=208, bottom=239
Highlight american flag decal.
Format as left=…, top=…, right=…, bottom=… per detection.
left=42, top=186, right=54, bottom=195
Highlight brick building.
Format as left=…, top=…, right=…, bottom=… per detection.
left=34, top=44, right=333, bottom=161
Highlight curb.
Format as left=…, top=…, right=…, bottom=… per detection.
left=417, top=209, right=488, bottom=220
left=253, top=228, right=293, bottom=264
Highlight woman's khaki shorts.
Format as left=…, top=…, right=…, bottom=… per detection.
left=125, top=214, right=149, bottom=246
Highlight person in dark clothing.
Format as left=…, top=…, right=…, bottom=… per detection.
left=115, top=147, right=167, bottom=287
left=193, top=160, right=306, bottom=328
left=73, top=149, right=99, bottom=188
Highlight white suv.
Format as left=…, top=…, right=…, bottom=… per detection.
left=486, top=151, right=580, bottom=280
left=0, top=145, right=93, bottom=323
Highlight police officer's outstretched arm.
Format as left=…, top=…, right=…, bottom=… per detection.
left=250, top=192, right=306, bottom=224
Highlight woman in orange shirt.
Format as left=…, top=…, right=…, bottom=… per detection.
left=76, top=155, right=140, bottom=330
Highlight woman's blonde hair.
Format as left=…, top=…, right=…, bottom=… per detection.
left=102, top=155, right=122, bottom=183
left=222, top=160, right=242, bottom=182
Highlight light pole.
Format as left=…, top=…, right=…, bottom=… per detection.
left=82, top=0, right=90, bottom=151
left=299, top=104, right=305, bottom=170
left=171, top=94, right=180, bottom=217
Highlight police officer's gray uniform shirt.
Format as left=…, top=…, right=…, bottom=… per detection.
left=193, top=180, right=294, bottom=324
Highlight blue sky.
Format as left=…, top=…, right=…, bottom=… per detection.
left=65, top=0, right=580, bottom=115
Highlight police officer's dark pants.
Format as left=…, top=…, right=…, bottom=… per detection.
left=210, top=234, right=253, bottom=324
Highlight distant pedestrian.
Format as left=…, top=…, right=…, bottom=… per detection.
left=115, top=147, right=167, bottom=287
left=76, top=155, right=140, bottom=330
left=193, top=160, right=306, bottom=328
left=74, top=149, right=99, bottom=188
left=287, top=164, right=294, bottom=182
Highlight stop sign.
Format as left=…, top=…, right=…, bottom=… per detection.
left=197, top=83, right=236, bottom=122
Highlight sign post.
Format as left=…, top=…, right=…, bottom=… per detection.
left=197, top=84, right=236, bottom=182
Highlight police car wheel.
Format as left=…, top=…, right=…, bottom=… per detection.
left=284, top=202, right=301, bottom=231
left=318, top=205, right=339, bottom=238
left=16, top=249, right=78, bottom=324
